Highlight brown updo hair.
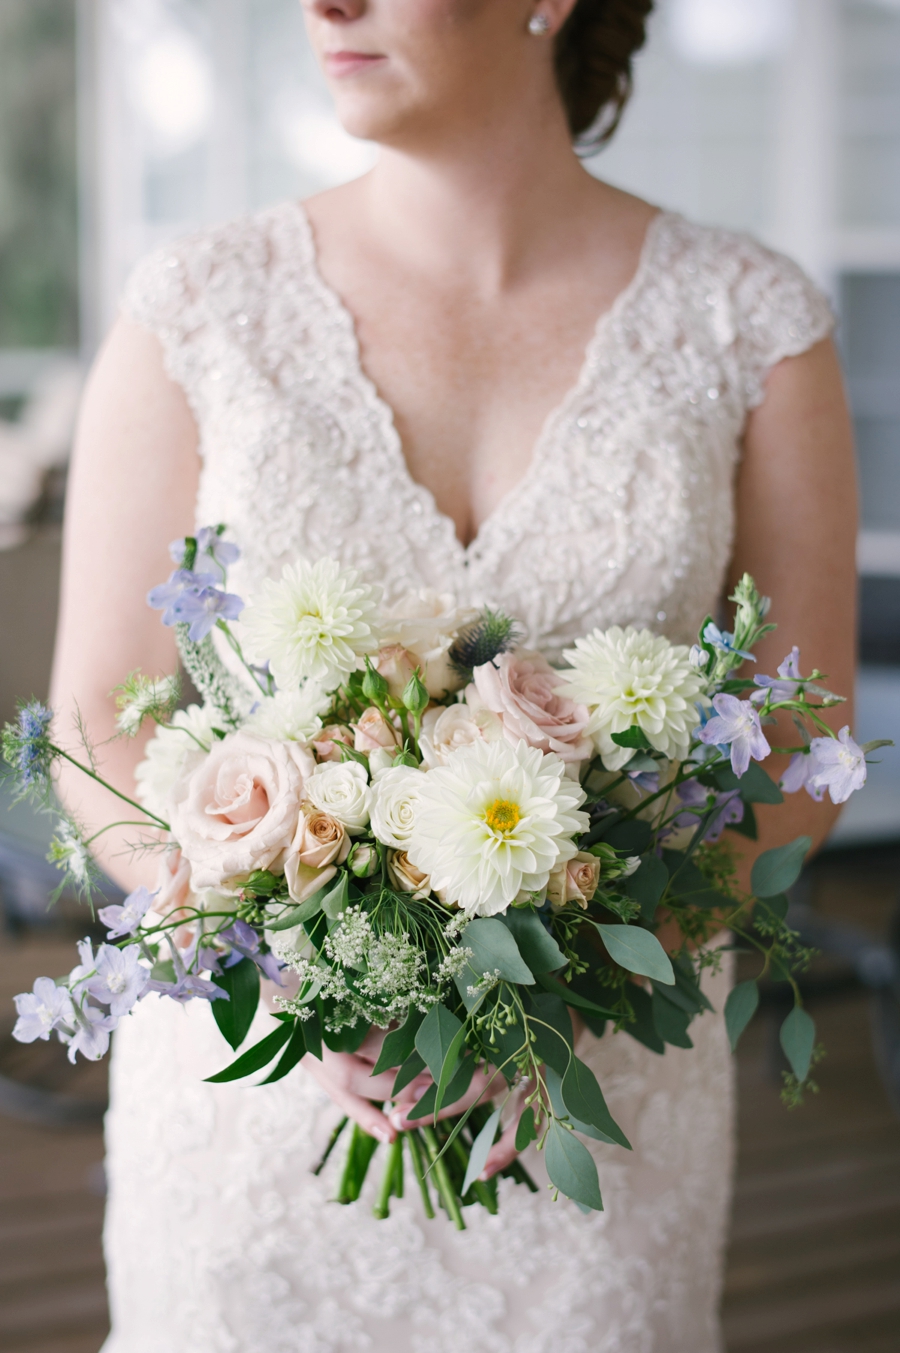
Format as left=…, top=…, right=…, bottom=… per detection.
left=555, top=0, right=654, bottom=147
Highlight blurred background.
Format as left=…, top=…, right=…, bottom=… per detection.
left=0, top=1, right=898, bottom=1350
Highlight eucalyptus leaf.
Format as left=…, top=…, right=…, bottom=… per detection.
left=211, top=957, right=260, bottom=1051
left=561, top=1057, right=631, bottom=1149
left=264, top=889, right=327, bottom=930
left=622, top=984, right=664, bottom=1054
left=621, top=853, right=668, bottom=921
left=408, top=1054, right=475, bottom=1121
left=320, top=872, right=350, bottom=920
left=434, top=1022, right=469, bottom=1117
left=523, top=992, right=574, bottom=1075
left=724, top=980, right=759, bottom=1051
left=415, top=1003, right=463, bottom=1082
left=535, top=972, right=618, bottom=1018
left=598, top=819, right=653, bottom=854
left=544, top=1065, right=616, bottom=1143
left=651, top=987, right=693, bottom=1048
left=515, top=1106, right=537, bottom=1152
left=750, top=835, right=811, bottom=898
left=499, top=908, right=566, bottom=974
left=392, top=1049, right=426, bottom=1096
left=595, top=923, right=675, bottom=985
left=713, top=760, right=783, bottom=804
left=462, top=1108, right=502, bottom=1195
left=780, top=1006, right=816, bottom=1082
left=545, top=1120, right=604, bottom=1211
left=461, top=917, right=535, bottom=984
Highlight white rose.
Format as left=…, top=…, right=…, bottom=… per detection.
left=419, top=701, right=504, bottom=769
left=381, top=589, right=479, bottom=697
left=170, top=732, right=315, bottom=889
left=369, top=766, right=424, bottom=849
left=305, top=761, right=371, bottom=833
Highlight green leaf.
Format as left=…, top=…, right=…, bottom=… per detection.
left=462, top=1107, right=502, bottom=1195
left=259, top=1020, right=307, bottom=1084
left=535, top=972, right=618, bottom=1018
left=498, top=909, right=565, bottom=974
left=415, top=1004, right=463, bottom=1082
left=561, top=1057, right=631, bottom=1149
left=621, top=853, right=668, bottom=921
left=622, top=984, right=664, bottom=1053
left=372, top=1008, right=425, bottom=1077
left=714, top=760, right=784, bottom=804
left=595, top=923, right=674, bottom=985
left=610, top=725, right=652, bottom=750
left=392, top=1049, right=426, bottom=1096
left=515, top=1106, right=537, bottom=1152
left=264, top=889, right=328, bottom=930
left=669, top=953, right=712, bottom=1013
left=728, top=800, right=758, bottom=840
left=321, top=1015, right=370, bottom=1054
left=433, top=1022, right=469, bottom=1117
left=598, top=819, right=653, bottom=854
left=751, top=835, right=811, bottom=898
left=545, top=1120, right=604, bottom=1211
left=204, top=1021, right=292, bottom=1082
left=460, top=918, right=535, bottom=984
left=211, top=957, right=261, bottom=1051
left=780, top=1006, right=816, bottom=1082
left=523, top=992, right=574, bottom=1075
left=408, top=1054, right=475, bottom=1120
left=320, top=872, right=350, bottom=920
left=651, top=987, right=693, bottom=1048
left=303, top=1004, right=323, bottom=1061
left=724, top=980, right=759, bottom=1051
left=758, top=893, right=789, bottom=923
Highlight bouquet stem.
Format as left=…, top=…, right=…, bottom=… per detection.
left=406, top=1128, right=436, bottom=1220
left=373, top=1134, right=404, bottom=1220
left=421, top=1125, right=466, bottom=1231
left=313, top=1115, right=349, bottom=1177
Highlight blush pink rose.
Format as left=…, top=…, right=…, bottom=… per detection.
left=170, top=732, right=315, bottom=889
left=353, top=706, right=399, bottom=754
left=374, top=644, right=418, bottom=699
left=470, top=651, right=593, bottom=764
left=293, top=804, right=351, bottom=869
left=547, top=851, right=601, bottom=910
left=312, top=724, right=354, bottom=763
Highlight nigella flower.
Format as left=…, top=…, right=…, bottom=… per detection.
left=702, top=623, right=756, bottom=663
left=751, top=646, right=805, bottom=705
left=698, top=693, right=771, bottom=777
left=98, top=886, right=155, bottom=940
left=114, top=672, right=180, bottom=737
left=1, top=700, right=55, bottom=791
left=48, top=820, right=94, bottom=889
left=12, top=976, right=74, bottom=1044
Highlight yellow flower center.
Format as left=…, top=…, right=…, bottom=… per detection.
left=484, top=798, right=521, bottom=835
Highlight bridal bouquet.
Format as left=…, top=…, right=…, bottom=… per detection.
left=5, top=527, right=887, bottom=1225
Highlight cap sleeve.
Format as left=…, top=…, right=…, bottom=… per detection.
left=120, top=240, right=211, bottom=420
left=729, top=237, right=835, bottom=410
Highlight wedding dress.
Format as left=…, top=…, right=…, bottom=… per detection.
left=101, top=202, right=832, bottom=1353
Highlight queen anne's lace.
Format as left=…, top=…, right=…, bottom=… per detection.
left=104, top=201, right=832, bottom=1353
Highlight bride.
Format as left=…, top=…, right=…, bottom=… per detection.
left=52, top=0, right=856, bottom=1348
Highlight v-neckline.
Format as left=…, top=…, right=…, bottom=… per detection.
left=290, top=200, right=669, bottom=563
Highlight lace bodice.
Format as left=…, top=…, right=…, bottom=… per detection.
left=101, top=203, right=833, bottom=1353
left=123, top=202, right=832, bottom=655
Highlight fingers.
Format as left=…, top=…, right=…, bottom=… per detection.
left=389, top=1065, right=505, bottom=1131
left=481, top=1119, right=521, bottom=1180
left=302, top=1049, right=396, bottom=1143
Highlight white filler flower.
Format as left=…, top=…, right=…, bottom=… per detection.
left=408, top=738, right=588, bottom=917
left=244, top=684, right=330, bottom=743
left=135, top=704, right=222, bottom=820
left=241, top=558, right=380, bottom=692
left=557, top=627, right=707, bottom=771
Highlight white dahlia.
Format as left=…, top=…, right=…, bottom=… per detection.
left=241, top=558, right=381, bottom=693
left=135, top=703, right=222, bottom=820
left=556, top=627, right=707, bottom=771
left=244, top=683, right=330, bottom=743
left=407, top=739, right=588, bottom=917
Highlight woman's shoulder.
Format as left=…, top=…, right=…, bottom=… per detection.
left=120, top=200, right=311, bottom=338
left=648, top=211, right=835, bottom=403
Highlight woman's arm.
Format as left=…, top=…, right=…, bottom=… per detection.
left=50, top=317, right=200, bottom=891
left=726, top=335, right=858, bottom=880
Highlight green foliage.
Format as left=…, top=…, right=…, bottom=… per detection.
left=779, top=1006, right=816, bottom=1082
left=610, top=726, right=652, bottom=750
left=545, top=1120, right=604, bottom=1212
left=371, top=1008, right=425, bottom=1077
left=724, top=980, right=759, bottom=1051
left=713, top=760, right=783, bottom=805
left=498, top=908, right=565, bottom=974
left=204, top=1020, right=293, bottom=1083
left=621, top=853, right=668, bottom=921
left=515, top=1107, right=537, bottom=1152
left=462, top=1108, right=501, bottom=1195
left=174, top=625, right=250, bottom=728
left=460, top=917, right=535, bottom=985
left=415, top=1004, right=463, bottom=1082
left=751, top=835, right=812, bottom=898
left=211, top=957, right=261, bottom=1051
left=595, top=923, right=675, bottom=984
left=561, top=1057, right=631, bottom=1148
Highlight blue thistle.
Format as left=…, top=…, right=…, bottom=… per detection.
left=2, top=700, right=56, bottom=797
left=449, top=609, right=522, bottom=680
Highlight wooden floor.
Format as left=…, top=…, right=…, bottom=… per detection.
left=0, top=845, right=898, bottom=1353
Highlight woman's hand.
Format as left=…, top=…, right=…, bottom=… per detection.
left=301, top=1041, right=401, bottom=1144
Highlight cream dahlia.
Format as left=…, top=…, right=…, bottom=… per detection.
left=407, top=738, right=588, bottom=917
left=556, top=627, right=707, bottom=771
left=241, top=558, right=380, bottom=692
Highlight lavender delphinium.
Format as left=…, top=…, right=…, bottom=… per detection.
left=673, top=779, right=745, bottom=842
left=698, top=693, right=771, bottom=777
left=98, top=886, right=155, bottom=940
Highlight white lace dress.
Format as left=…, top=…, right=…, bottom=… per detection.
left=102, top=203, right=833, bottom=1353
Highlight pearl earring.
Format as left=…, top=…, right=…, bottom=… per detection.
left=528, top=12, right=551, bottom=34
